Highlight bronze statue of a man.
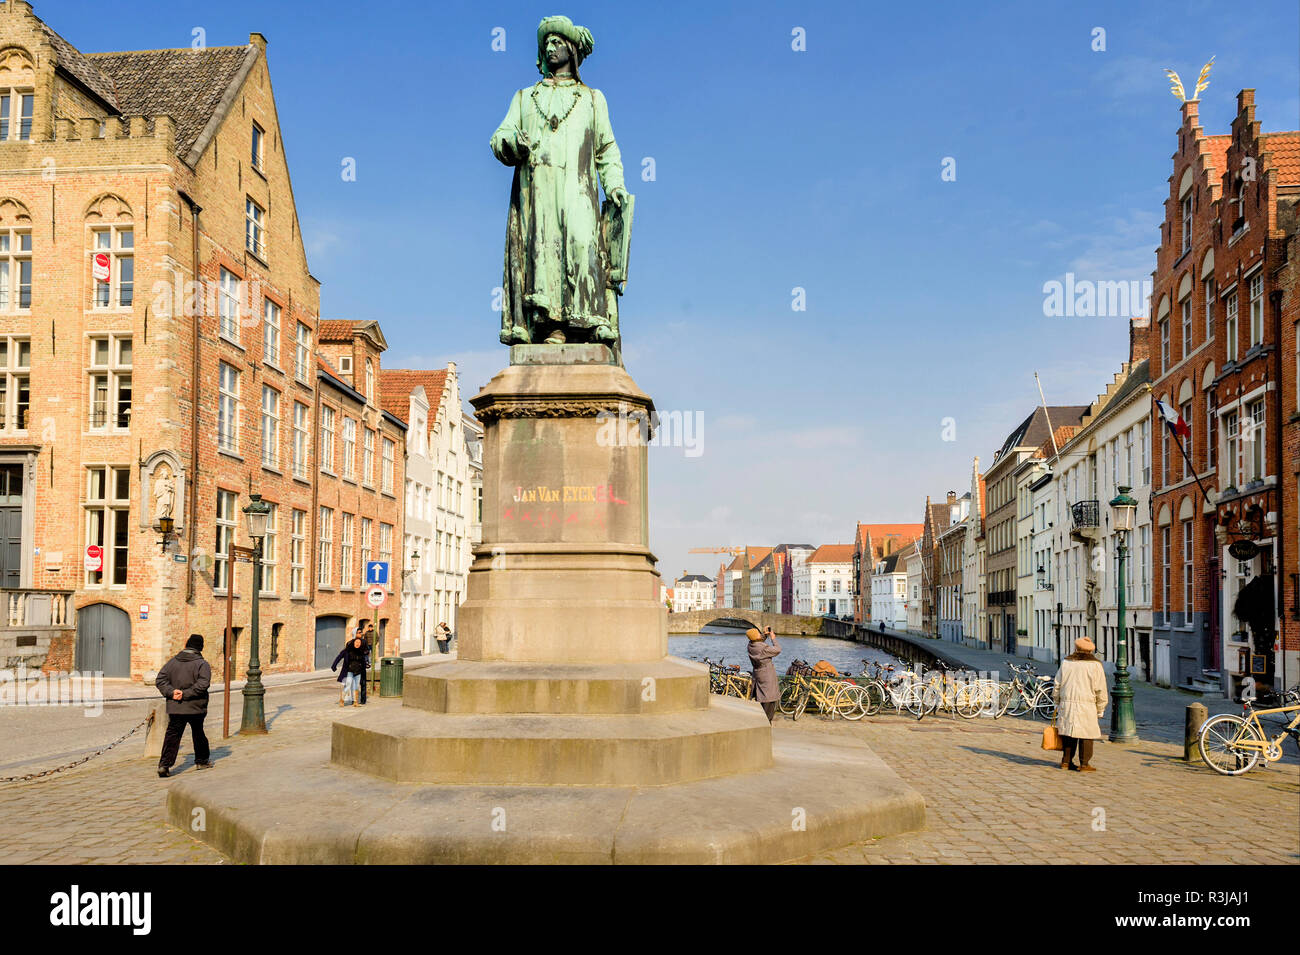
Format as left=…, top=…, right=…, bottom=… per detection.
left=491, top=15, right=631, bottom=353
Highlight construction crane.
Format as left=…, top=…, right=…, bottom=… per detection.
left=688, top=546, right=745, bottom=555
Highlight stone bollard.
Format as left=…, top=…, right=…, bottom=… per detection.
left=143, top=700, right=169, bottom=760
left=1184, top=702, right=1208, bottom=761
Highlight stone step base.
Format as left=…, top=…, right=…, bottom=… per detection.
left=402, top=657, right=710, bottom=715
left=331, top=695, right=773, bottom=786
left=166, top=726, right=926, bottom=864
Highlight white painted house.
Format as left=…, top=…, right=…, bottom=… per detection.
left=870, top=550, right=908, bottom=629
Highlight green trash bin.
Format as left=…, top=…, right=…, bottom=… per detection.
left=379, top=656, right=404, bottom=697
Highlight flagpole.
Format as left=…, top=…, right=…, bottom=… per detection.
left=1155, top=397, right=1212, bottom=505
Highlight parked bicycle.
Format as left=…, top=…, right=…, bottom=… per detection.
left=997, top=661, right=1057, bottom=720
left=1198, top=686, right=1300, bottom=776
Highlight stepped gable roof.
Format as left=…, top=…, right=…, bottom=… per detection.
left=378, top=369, right=449, bottom=425
left=808, top=544, right=854, bottom=564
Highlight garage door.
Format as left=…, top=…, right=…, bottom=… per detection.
left=314, top=615, right=348, bottom=670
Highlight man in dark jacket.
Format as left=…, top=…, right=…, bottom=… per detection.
left=154, top=634, right=212, bottom=777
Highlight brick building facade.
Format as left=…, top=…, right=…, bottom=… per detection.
left=0, top=3, right=404, bottom=680
left=1148, top=90, right=1299, bottom=694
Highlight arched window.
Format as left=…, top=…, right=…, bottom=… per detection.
left=0, top=48, right=35, bottom=143
left=85, top=194, right=134, bottom=310
left=0, top=197, right=32, bottom=312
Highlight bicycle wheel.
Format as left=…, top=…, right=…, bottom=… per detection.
left=793, top=685, right=811, bottom=721
left=1198, top=714, right=1264, bottom=776
left=954, top=683, right=982, bottom=719
left=1005, top=683, right=1031, bottom=717
left=835, top=683, right=869, bottom=721
left=1032, top=693, right=1057, bottom=721
left=778, top=679, right=802, bottom=715
left=903, top=684, right=926, bottom=720
left=921, top=682, right=943, bottom=716
left=863, top=680, right=885, bottom=715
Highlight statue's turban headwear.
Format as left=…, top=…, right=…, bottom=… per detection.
left=536, top=15, right=594, bottom=75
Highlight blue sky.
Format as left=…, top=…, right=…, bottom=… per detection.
left=53, top=0, right=1300, bottom=580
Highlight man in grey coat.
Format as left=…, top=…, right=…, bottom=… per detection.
left=155, top=634, right=213, bottom=777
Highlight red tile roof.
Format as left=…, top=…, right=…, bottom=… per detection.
left=1263, top=132, right=1300, bottom=186
left=378, top=369, right=448, bottom=425
left=318, top=320, right=356, bottom=342
left=807, top=544, right=854, bottom=564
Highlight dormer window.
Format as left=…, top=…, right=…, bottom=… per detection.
left=0, top=89, right=33, bottom=142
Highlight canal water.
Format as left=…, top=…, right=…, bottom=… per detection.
left=669, top=627, right=904, bottom=677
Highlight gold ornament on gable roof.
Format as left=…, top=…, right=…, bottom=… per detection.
left=1164, top=56, right=1214, bottom=103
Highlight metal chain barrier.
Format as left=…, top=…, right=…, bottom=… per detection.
left=0, top=711, right=154, bottom=783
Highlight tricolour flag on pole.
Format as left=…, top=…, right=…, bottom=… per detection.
left=1154, top=398, right=1191, bottom=439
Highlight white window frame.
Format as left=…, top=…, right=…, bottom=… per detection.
left=290, top=508, right=307, bottom=596
left=217, top=362, right=241, bottom=454
left=342, top=417, right=356, bottom=480
left=263, top=298, right=281, bottom=369
left=0, top=336, right=30, bottom=432
left=261, top=503, right=278, bottom=595
left=218, top=267, right=241, bottom=342
left=318, top=506, right=334, bottom=587
left=1247, top=272, right=1264, bottom=347
left=260, top=385, right=280, bottom=470
left=319, top=405, right=336, bottom=475
left=84, top=466, right=130, bottom=588
left=341, top=512, right=354, bottom=589
left=92, top=226, right=133, bottom=310
left=1181, top=297, right=1192, bottom=357
left=87, top=334, right=132, bottom=433
left=292, top=401, right=309, bottom=480
left=1225, top=291, right=1238, bottom=362
left=382, top=437, right=395, bottom=493
left=246, top=197, right=266, bottom=259
left=363, top=429, right=375, bottom=486
left=251, top=121, right=265, bottom=171
left=215, top=488, right=237, bottom=592
left=0, top=88, right=34, bottom=142
left=0, top=227, right=32, bottom=312
left=295, top=322, right=311, bottom=384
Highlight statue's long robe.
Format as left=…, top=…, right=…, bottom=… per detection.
left=490, top=78, right=624, bottom=342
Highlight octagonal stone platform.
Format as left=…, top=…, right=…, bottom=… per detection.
left=166, top=704, right=926, bottom=865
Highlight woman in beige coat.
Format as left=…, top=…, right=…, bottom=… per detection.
left=1052, top=637, right=1109, bottom=771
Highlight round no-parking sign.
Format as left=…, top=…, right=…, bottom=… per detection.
left=366, top=585, right=386, bottom=608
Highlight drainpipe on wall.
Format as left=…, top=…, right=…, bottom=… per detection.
left=179, top=191, right=202, bottom=603
left=1271, top=285, right=1286, bottom=691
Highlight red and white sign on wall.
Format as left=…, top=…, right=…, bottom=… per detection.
left=84, top=544, right=103, bottom=572
left=92, top=253, right=110, bottom=282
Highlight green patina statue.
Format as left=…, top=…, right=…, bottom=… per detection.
left=491, top=15, right=633, bottom=358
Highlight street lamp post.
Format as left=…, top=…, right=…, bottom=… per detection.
left=240, top=494, right=272, bottom=735
left=1109, top=486, right=1138, bottom=743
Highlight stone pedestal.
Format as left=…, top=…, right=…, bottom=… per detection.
left=167, top=345, right=926, bottom=862
left=332, top=345, right=773, bottom=786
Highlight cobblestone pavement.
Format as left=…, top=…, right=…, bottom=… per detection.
left=2, top=667, right=1296, bottom=864
left=787, top=710, right=1300, bottom=864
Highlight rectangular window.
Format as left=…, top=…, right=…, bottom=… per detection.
left=1182, top=521, right=1193, bottom=616
left=246, top=198, right=266, bottom=259
left=88, top=334, right=132, bottom=431
left=1225, top=411, right=1239, bottom=488
left=1206, top=392, right=1217, bottom=471
left=1180, top=400, right=1193, bottom=480
left=1248, top=273, right=1264, bottom=347
left=380, top=523, right=393, bottom=590
left=1139, top=525, right=1150, bottom=604
left=318, top=506, right=333, bottom=587
left=1124, top=428, right=1133, bottom=486
left=1159, top=318, right=1169, bottom=369
left=0, top=229, right=32, bottom=311
left=295, top=322, right=311, bottom=384
left=85, top=466, right=130, bottom=587
left=1161, top=527, right=1170, bottom=620
left=342, top=418, right=356, bottom=480
left=292, top=402, right=309, bottom=480
left=341, top=513, right=354, bottom=589
left=218, top=268, right=240, bottom=341
left=261, top=503, right=278, bottom=594
left=361, top=517, right=373, bottom=575
left=0, top=337, right=30, bottom=431
left=319, top=406, right=335, bottom=474
left=217, top=362, right=240, bottom=453
left=260, top=385, right=280, bottom=470
left=1225, top=291, right=1238, bottom=362
left=263, top=299, right=281, bottom=368
left=251, top=122, right=265, bottom=171
left=363, top=429, right=375, bottom=486
left=215, top=489, right=236, bottom=591
left=0, top=90, right=34, bottom=142
left=290, top=509, right=306, bottom=596
left=1180, top=194, right=1192, bottom=254
left=382, top=437, right=395, bottom=493
left=1181, top=297, right=1192, bottom=357
left=1247, top=399, right=1265, bottom=482
left=1140, top=419, right=1150, bottom=485
left=1204, top=278, right=1215, bottom=340
left=92, top=227, right=133, bottom=309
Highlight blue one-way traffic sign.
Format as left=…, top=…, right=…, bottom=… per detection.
left=366, top=561, right=390, bottom=585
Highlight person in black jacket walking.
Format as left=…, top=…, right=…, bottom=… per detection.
left=331, top=633, right=368, bottom=706
left=155, top=635, right=212, bottom=777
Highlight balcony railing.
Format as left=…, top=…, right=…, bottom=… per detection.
left=1071, top=500, right=1100, bottom=530
left=3, top=589, right=75, bottom=628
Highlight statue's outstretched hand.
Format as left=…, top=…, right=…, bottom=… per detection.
left=608, top=187, right=628, bottom=208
